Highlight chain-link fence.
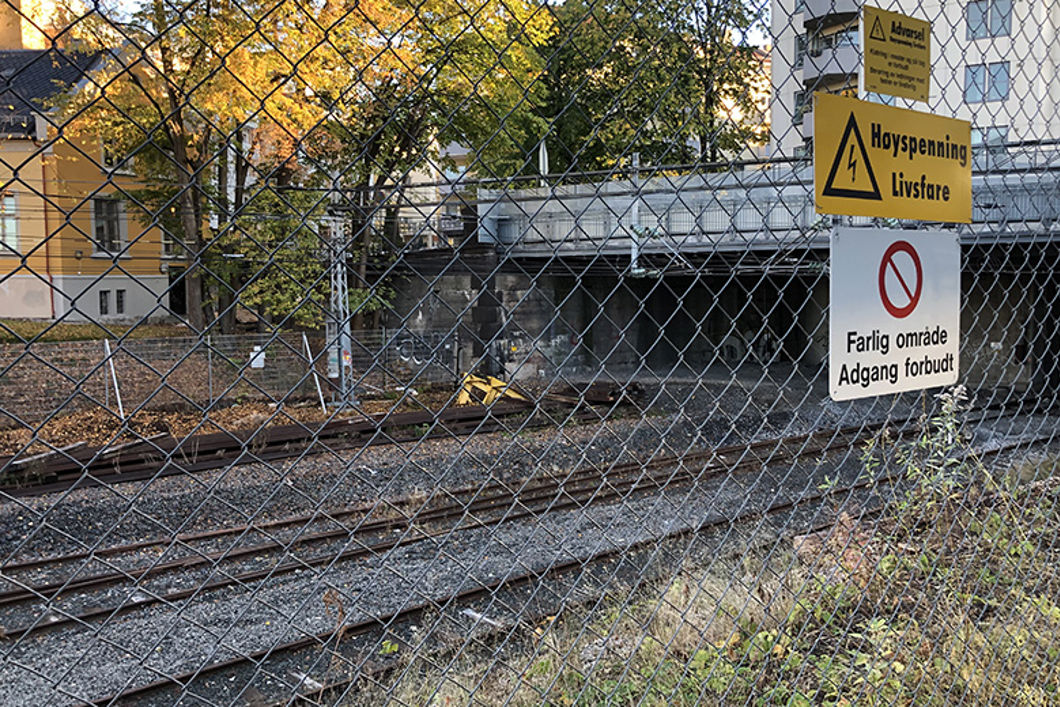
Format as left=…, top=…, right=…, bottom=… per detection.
left=0, top=328, right=459, bottom=430
left=1, top=0, right=1059, bottom=703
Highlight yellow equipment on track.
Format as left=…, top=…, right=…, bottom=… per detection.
left=456, top=374, right=530, bottom=406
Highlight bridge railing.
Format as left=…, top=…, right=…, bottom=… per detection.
left=478, top=165, right=1060, bottom=252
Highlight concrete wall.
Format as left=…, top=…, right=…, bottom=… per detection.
left=392, top=274, right=474, bottom=334
left=0, top=273, right=53, bottom=318
left=802, top=277, right=829, bottom=366
left=391, top=252, right=1046, bottom=395
left=51, top=274, right=170, bottom=322
left=960, top=271, right=1036, bottom=393
left=412, top=271, right=829, bottom=378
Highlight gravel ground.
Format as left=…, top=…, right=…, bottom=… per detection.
left=0, top=371, right=1050, bottom=705
left=0, top=371, right=965, bottom=562
left=0, top=399, right=1054, bottom=705
left=0, top=444, right=872, bottom=705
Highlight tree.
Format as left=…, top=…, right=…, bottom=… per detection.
left=218, top=188, right=326, bottom=327
left=58, top=0, right=551, bottom=331
left=56, top=0, right=332, bottom=330
left=542, top=0, right=767, bottom=173
left=300, top=0, right=552, bottom=326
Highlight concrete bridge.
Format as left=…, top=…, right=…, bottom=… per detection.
left=391, top=156, right=1060, bottom=394
left=476, top=162, right=1060, bottom=264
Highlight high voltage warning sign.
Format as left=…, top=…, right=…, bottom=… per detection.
left=814, top=93, right=971, bottom=222
left=869, top=16, right=886, bottom=41
left=863, top=5, right=931, bottom=102
left=821, top=112, right=881, bottom=200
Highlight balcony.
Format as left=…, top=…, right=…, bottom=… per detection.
left=802, top=42, right=860, bottom=86
left=803, top=0, right=859, bottom=30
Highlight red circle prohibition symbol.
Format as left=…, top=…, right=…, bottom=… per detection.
left=878, top=240, right=923, bottom=319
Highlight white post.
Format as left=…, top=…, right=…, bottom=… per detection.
left=538, top=138, right=549, bottom=188
left=103, top=339, right=125, bottom=419
left=303, top=331, right=327, bottom=414
left=630, top=152, right=641, bottom=272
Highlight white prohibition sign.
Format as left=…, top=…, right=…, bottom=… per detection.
left=829, top=226, right=960, bottom=402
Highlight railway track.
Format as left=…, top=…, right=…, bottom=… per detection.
left=1, top=401, right=1052, bottom=704
left=85, top=464, right=892, bottom=704
left=0, top=423, right=874, bottom=640
left=93, top=421, right=1057, bottom=707
left=284, top=505, right=890, bottom=706
left=0, top=401, right=1041, bottom=643
left=0, top=383, right=635, bottom=496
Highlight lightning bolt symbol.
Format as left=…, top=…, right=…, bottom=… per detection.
left=847, top=144, right=857, bottom=182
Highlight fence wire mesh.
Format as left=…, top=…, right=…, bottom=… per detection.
left=0, top=0, right=1059, bottom=703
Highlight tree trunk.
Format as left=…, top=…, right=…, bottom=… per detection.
left=178, top=182, right=204, bottom=331
left=153, top=0, right=205, bottom=332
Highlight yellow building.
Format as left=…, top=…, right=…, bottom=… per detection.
left=0, top=12, right=170, bottom=321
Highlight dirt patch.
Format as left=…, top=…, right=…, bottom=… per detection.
left=0, top=386, right=459, bottom=456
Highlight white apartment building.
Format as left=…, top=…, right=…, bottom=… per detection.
left=769, top=0, right=1060, bottom=159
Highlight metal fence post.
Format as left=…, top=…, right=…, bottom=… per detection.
left=206, top=335, right=213, bottom=408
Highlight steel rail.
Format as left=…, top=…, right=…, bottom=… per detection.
left=0, top=398, right=615, bottom=497
left=0, top=424, right=870, bottom=639
left=83, top=465, right=900, bottom=705
left=89, top=422, right=1055, bottom=706
left=1, top=406, right=867, bottom=581
left=0, top=399, right=1035, bottom=631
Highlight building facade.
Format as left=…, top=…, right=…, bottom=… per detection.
left=0, top=4, right=169, bottom=322
left=770, top=0, right=1060, bottom=159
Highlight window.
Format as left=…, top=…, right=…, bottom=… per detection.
left=965, top=62, right=1009, bottom=102
left=0, top=193, right=15, bottom=254
left=965, top=65, right=986, bottom=102
left=795, top=35, right=806, bottom=69
left=972, top=125, right=1008, bottom=155
left=987, top=62, right=1010, bottom=101
left=967, top=0, right=1012, bottom=39
left=161, top=232, right=185, bottom=258
left=99, top=290, right=110, bottom=316
left=116, top=289, right=125, bottom=315
left=93, top=198, right=122, bottom=253
left=808, top=26, right=859, bottom=57
left=833, top=26, right=859, bottom=49
left=793, top=91, right=808, bottom=124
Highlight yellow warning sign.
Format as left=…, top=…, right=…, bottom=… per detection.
left=863, top=5, right=931, bottom=102
left=814, top=93, right=971, bottom=223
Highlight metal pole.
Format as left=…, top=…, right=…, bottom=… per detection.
left=206, top=335, right=213, bottom=407
left=303, top=331, right=326, bottom=414
left=327, top=212, right=356, bottom=408
left=103, top=339, right=124, bottom=419
left=382, top=325, right=388, bottom=387
left=630, top=152, right=640, bottom=273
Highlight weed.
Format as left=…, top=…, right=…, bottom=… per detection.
left=342, top=387, right=1060, bottom=705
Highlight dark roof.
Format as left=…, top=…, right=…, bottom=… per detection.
left=0, top=49, right=103, bottom=137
